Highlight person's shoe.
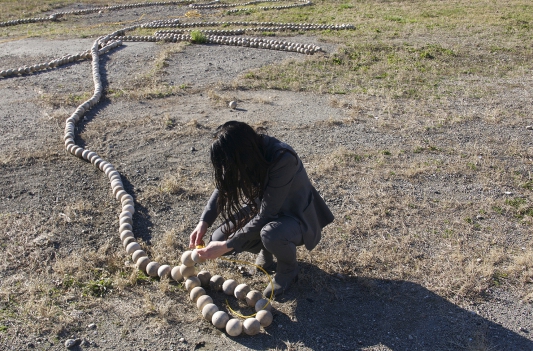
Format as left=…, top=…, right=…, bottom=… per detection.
left=255, top=249, right=276, bottom=272
left=263, top=263, right=298, bottom=299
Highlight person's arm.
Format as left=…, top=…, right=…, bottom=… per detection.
left=199, top=189, right=219, bottom=226
left=189, top=189, right=220, bottom=248
left=226, top=151, right=300, bottom=253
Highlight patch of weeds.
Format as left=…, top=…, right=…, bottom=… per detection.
left=522, top=180, right=533, bottom=190
left=506, top=197, right=526, bottom=208
left=179, top=83, right=188, bottom=89
left=385, top=15, right=407, bottom=23
left=163, top=115, right=175, bottom=130
left=339, top=4, right=353, bottom=10
left=135, top=270, right=151, bottom=284
left=333, top=150, right=364, bottom=166
left=61, top=275, right=81, bottom=289
left=40, top=92, right=92, bottom=108
left=190, top=30, right=206, bottom=44
left=492, top=271, right=508, bottom=287
left=0, top=325, right=7, bottom=332
left=465, top=217, right=473, bottom=224
left=467, top=162, right=477, bottom=170
left=443, top=229, right=454, bottom=238
left=107, top=88, right=125, bottom=99
left=84, top=278, right=112, bottom=297
left=381, top=150, right=391, bottom=156
left=492, top=206, right=503, bottom=214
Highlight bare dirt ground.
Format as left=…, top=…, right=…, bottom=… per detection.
left=1, top=2, right=533, bottom=351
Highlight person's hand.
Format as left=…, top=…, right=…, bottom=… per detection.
left=196, top=241, right=232, bottom=260
left=189, top=221, right=208, bottom=248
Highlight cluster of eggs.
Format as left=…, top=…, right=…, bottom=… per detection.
left=0, top=1, right=192, bottom=27
left=180, top=250, right=274, bottom=337
left=227, top=1, right=312, bottom=13
left=191, top=0, right=310, bottom=10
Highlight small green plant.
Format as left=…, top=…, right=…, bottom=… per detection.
left=382, top=150, right=391, bottom=156
left=506, top=197, right=526, bottom=208
left=84, top=278, right=112, bottom=297
left=0, top=325, right=8, bottom=332
left=492, top=206, right=503, bottom=214
left=522, top=180, right=533, bottom=190
left=492, top=271, right=508, bottom=287
left=135, top=270, right=150, bottom=284
left=190, top=30, right=206, bottom=44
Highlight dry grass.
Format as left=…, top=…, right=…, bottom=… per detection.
left=302, top=142, right=533, bottom=302
left=234, top=0, right=533, bottom=100
left=106, top=42, right=189, bottom=100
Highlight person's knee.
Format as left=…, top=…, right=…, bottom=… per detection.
left=261, top=218, right=303, bottom=249
left=210, top=227, right=226, bottom=242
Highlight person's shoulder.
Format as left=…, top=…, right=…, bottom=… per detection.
left=263, top=135, right=297, bottom=161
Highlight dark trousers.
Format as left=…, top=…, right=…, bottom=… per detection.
left=210, top=206, right=304, bottom=268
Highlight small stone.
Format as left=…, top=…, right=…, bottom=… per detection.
left=126, top=242, right=141, bottom=254
left=211, top=310, right=230, bottom=329
left=181, top=251, right=195, bottom=267
left=64, top=339, right=79, bottom=348
left=222, top=279, right=237, bottom=295
left=196, top=294, right=213, bottom=310
left=255, top=298, right=272, bottom=312
left=234, top=284, right=250, bottom=300
left=191, top=249, right=206, bottom=264
left=243, top=318, right=261, bottom=335
left=158, top=264, right=171, bottom=278
left=526, top=126, right=533, bottom=130
left=245, top=290, right=262, bottom=307
left=171, top=266, right=183, bottom=281
left=180, top=264, right=196, bottom=279
left=256, top=309, right=273, bottom=327
left=179, top=337, right=185, bottom=342
left=228, top=100, right=237, bottom=109
left=226, top=318, right=242, bottom=337
left=197, top=271, right=211, bottom=287
left=202, top=303, right=219, bottom=321
left=146, top=262, right=160, bottom=277
left=87, top=323, right=96, bottom=329
left=132, top=250, right=147, bottom=264
left=209, top=275, right=224, bottom=291
left=185, top=276, right=201, bottom=291
left=136, top=256, right=150, bottom=271
left=190, top=286, right=206, bottom=302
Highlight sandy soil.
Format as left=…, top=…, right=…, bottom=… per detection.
left=1, top=4, right=533, bottom=351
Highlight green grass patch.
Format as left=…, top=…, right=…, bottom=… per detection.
left=190, top=30, right=206, bottom=44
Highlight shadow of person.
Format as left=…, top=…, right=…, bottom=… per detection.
left=232, top=263, right=533, bottom=351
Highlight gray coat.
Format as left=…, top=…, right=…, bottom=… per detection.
left=200, top=136, right=334, bottom=252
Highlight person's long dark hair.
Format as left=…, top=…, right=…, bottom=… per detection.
left=210, top=121, right=271, bottom=235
